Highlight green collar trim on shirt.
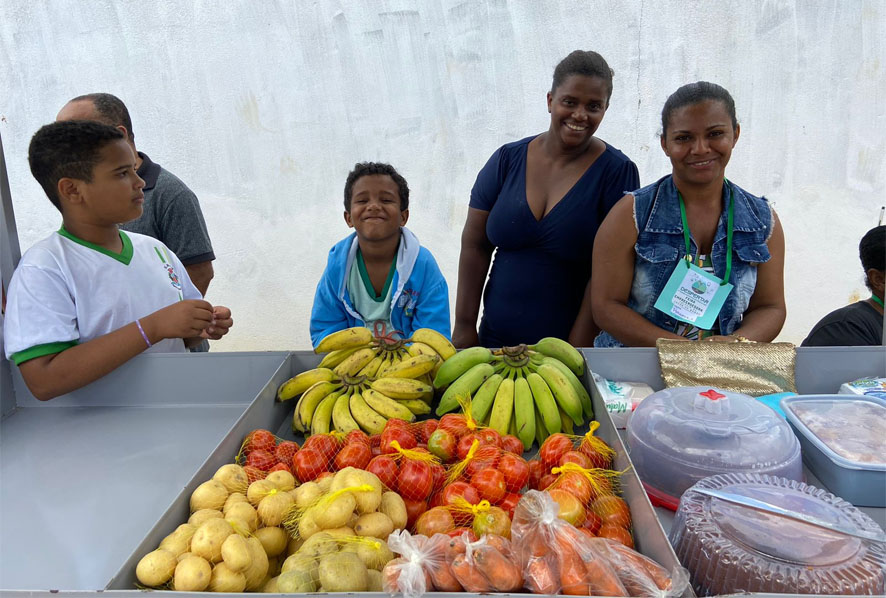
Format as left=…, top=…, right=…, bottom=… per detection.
left=12, top=340, right=78, bottom=366
left=356, top=249, right=397, bottom=302
left=58, top=226, right=133, bottom=265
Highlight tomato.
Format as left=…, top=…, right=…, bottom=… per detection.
left=579, top=437, right=613, bottom=469
left=381, top=426, right=417, bottom=454
left=366, top=455, right=399, bottom=489
left=268, top=462, right=290, bottom=473
left=597, top=524, right=634, bottom=548
left=501, top=434, right=524, bottom=455
left=274, top=441, right=299, bottom=465
left=445, top=527, right=478, bottom=542
left=243, top=465, right=266, bottom=483
left=498, top=492, right=521, bottom=519
left=548, top=488, right=586, bottom=526
left=291, top=448, right=329, bottom=482
left=245, top=449, right=276, bottom=471
left=345, top=430, right=370, bottom=447
left=315, top=471, right=334, bottom=482
left=334, top=441, right=372, bottom=470
left=415, top=506, right=456, bottom=536
left=539, top=434, right=574, bottom=470
left=427, top=428, right=457, bottom=462
left=476, top=428, right=502, bottom=448
left=385, top=417, right=409, bottom=429
left=430, top=462, right=447, bottom=494
left=473, top=505, right=511, bottom=539
left=416, top=419, right=438, bottom=443
left=244, top=429, right=276, bottom=454
left=498, top=453, right=530, bottom=493
left=527, top=459, right=546, bottom=490
left=440, top=481, right=480, bottom=507
left=398, top=459, right=433, bottom=501
left=466, top=445, right=501, bottom=478
left=439, top=414, right=470, bottom=439
left=591, top=495, right=632, bottom=528
left=370, top=434, right=382, bottom=450
left=403, top=497, right=428, bottom=530
left=303, top=434, right=341, bottom=464
left=582, top=511, right=603, bottom=535
left=456, top=433, right=480, bottom=461
left=471, top=469, right=507, bottom=504
left=553, top=471, right=593, bottom=504
left=538, top=473, right=558, bottom=491
left=559, top=450, right=592, bottom=469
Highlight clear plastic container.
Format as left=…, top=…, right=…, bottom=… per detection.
left=670, top=473, right=886, bottom=596
left=626, top=386, right=801, bottom=509
left=781, top=395, right=886, bottom=507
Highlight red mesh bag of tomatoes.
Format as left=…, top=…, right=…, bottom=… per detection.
left=424, top=398, right=526, bottom=466
left=235, top=428, right=302, bottom=484
left=511, top=489, right=628, bottom=596
left=532, top=423, right=616, bottom=488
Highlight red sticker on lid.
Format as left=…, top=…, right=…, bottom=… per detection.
left=700, top=389, right=726, bottom=401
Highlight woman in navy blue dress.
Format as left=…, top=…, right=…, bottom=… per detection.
left=453, top=50, right=640, bottom=348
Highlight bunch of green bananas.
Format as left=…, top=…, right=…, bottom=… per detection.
left=277, top=327, right=457, bottom=436
left=433, top=337, right=592, bottom=450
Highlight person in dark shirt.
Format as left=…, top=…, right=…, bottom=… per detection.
left=454, top=50, right=640, bottom=348
left=802, top=225, right=884, bottom=346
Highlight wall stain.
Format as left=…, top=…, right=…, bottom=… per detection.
left=236, top=92, right=273, bottom=133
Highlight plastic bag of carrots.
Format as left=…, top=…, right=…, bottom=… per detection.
left=383, top=530, right=450, bottom=597
left=588, top=537, right=690, bottom=598
left=448, top=532, right=523, bottom=593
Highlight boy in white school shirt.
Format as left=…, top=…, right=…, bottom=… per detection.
left=4, top=121, right=233, bottom=400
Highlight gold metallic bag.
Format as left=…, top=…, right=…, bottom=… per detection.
left=656, top=338, right=797, bottom=396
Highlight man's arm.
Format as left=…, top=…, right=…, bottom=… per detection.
left=185, top=261, right=214, bottom=297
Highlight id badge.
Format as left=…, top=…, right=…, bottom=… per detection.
left=653, top=261, right=734, bottom=330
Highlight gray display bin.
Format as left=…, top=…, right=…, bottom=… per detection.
left=105, top=350, right=690, bottom=594
left=0, top=351, right=289, bottom=592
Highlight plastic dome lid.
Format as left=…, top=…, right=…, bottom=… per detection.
left=670, top=473, right=886, bottom=595
left=626, top=387, right=802, bottom=508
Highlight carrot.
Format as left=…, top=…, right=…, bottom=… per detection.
left=484, top=533, right=513, bottom=559
left=475, top=545, right=522, bottom=592
left=559, top=544, right=591, bottom=595
left=428, top=559, right=463, bottom=592
left=526, top=557, right=559, bottom=594
left=450, top=554, right=492, bottom=592
left=584, top=556, right=627, bottom=597
left=526, top=531, right=549, bottom=557
left=603, top=539, right=672, bottom=591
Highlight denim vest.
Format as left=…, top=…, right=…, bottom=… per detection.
left=595, top=175, right=773, bottom=347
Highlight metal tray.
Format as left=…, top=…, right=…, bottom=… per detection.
left=106, top=350, right=689, bottom=594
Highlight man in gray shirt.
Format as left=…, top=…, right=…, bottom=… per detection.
left=57, top=93, right=215, bottom=350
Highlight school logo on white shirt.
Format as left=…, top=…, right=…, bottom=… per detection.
left=154, top=245, right=183, bottom=296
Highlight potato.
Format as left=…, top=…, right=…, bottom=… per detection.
left=225, top=502, right=258, bottom=532
left=298, top=532, right=338, bottom=559
left=190, top=480, right=229, bottom=512
left=158, top=533, right=190, bottom=558
left=243, top=537, right=270, bottom=591
left=312, top=492, right=356, bottom=529
left=258, top=491, right=295, bottom=527
left=223, top=492, right=248, bottom=514
left=176, top=551, right=193, bottom=563
left=247, top=480, right=277, bottom=506
left=191, top=518, right=233, bottom=563
left=287, top=536, right=304, bottom=556
left=379, top=491, right=408, bottom=530
left=354, top=512, right=394, bottom=539
left=254, top=526, right=289, bottom=557
left=319, top=552, right=368, bottom=592
left=298, top=510, right=321, bottom=540
left=188, top=508, right=223, bottom=527
left=209, top=562, right=247, bottom=592
left=316, top=475, right=334, bottom=492
left=291, top=481, right=323, bottom=509
left=170, top=523, right=197, bottom=539
left=367, top=568, right=384, bottom=591
left=136, top=549, right=177, bottom=587
left=277, top=565, right=318, bottom=593
left=221, top=533, right=252, bottom=572
left=341, top=539, right=394, bottom=571
left=261, top=575, right=280, bottom=593
left=266, top=555, right=281, bottom=577
left=213, top=464, right=249, bottom=493
left=174, top=555, right=211, bottom=591
left=324, top=526, right=355, bottom=538
left=266, top=470, right=296, bottom=492
left=331, top=467, right=382, bottom=513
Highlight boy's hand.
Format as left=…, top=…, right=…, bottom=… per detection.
left=200, top=306, right=233, bottom=340
left=144, top=299, right=214, bottom=342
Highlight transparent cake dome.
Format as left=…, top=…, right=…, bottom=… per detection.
left=626, top=386, right=801, bottom=509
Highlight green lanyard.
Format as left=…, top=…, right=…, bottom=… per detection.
left=872, top=295, right=884, bottom=308
left=678, top=181, right=734, bottom=286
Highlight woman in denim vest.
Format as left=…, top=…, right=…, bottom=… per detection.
left=592, top=82, right=786, bottom=346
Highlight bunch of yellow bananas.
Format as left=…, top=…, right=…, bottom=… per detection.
left=433, top=337, right=593, bottom=451
left=277, top=327, right=457, bottom=436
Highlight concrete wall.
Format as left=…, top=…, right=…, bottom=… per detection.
left=1, top=0, right=883, bottom=350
